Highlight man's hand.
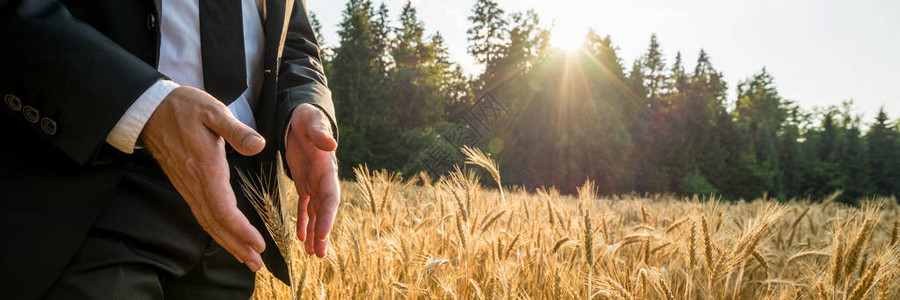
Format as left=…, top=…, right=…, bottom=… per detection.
left=286, top=104, right=340, bottom=258
left=141, top=86, right=266, bottom=271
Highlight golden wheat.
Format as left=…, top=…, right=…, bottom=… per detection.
left=247, top=150, right=900, bottom=299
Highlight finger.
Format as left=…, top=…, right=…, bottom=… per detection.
left=207, top=224, right=264, bottom=271
left=212, top=200, right=266, bottom=254
left=305, top=200, right=316, bottom=255
left=200, top=206, right=263, bottom=270
left=296, top=194, right=310, bottom=241
left=186, top=155, right=264, bottom=270
left=206, top=107, right=266, bottom=156
left=204, top=205, right=265, bottom=271
left=306, top=110, right=337, bottom=152
left=186, top=203, right=248, bottom=265
left=314, top=236, right=329, bottom=258
left=313, top=170, right=340, bottom=243
left=203, top=178, right=266, bottom=254
left=313, top=172, right=339, bottom=258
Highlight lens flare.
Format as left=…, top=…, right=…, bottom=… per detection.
left=551, top=33, right=583, bottom=52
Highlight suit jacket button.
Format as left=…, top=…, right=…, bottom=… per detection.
left=40, top=118, right=57, bottom=135
left=22, top=105, right=39, bottom=123
left=4, top=94, right=22, bottom=111
left=146, top=13, right=157, bottom=31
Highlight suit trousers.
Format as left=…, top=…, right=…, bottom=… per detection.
left=42, top=150, right=260, bottom=299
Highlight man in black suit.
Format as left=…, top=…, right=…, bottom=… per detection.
left=0, top=0, right=340, bottom=298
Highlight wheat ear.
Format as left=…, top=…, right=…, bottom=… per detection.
left=460, top=146, right=504, bottom=201
left=238, top=152, right=298, bottom=299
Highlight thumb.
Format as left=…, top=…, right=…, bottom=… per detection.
left=307, top=112, right=337, bottom=152
left=207, top=108, right=266, bottom=156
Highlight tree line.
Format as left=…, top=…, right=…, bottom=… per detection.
left=315, top=0, right=900, bottom=202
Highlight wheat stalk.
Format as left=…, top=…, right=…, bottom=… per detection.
left=354, top=164, right=377, bottom=216
left=460, top=145, right=504, bottom=201
left=689, top=220, right=698, bottom=268
left=832, top=226, right=845, bottom=288
left=848, top=245, right=900, bottom=300
left=238, top=152, right=298, bottom=299
left=891, top=219, right=898, bottom=247
left=844, top=206, right=879, bottom=278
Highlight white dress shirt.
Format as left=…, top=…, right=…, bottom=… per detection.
left=106, top=0, right=266, bottom=153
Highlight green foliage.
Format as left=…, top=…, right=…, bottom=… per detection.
left=868, top=107, right=900, bottom=196
left=328, top=0, right=472, bottom=178
left=319, top=1, right=899, bottom=201
left=682, top=169, right=718, bottom=195
left=398, top=122, right=466, bottom=176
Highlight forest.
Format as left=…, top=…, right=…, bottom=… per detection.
left=312, top=0, right=900, bottom=202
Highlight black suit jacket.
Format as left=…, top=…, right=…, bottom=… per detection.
left=0, top=0, right=337, bottom=298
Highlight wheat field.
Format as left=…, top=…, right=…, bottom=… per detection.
left=249, top=150, right=899, bottom=299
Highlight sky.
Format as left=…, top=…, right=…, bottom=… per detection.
left=308, top=0, right=900, bottom=122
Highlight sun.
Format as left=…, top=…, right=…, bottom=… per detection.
left=551, top=33, right=583, bottom=52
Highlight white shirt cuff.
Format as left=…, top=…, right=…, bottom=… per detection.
left=106, top=80, right=180, bottom=154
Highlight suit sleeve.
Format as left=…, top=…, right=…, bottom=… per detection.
left=274, top=0, right=338, bottom=156
left=0, top=0, right=166, bottom=165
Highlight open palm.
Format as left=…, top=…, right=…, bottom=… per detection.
left=285, top=103, right=340, bottom=258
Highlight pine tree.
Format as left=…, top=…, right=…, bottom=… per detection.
left=676, top=49, right=731, bottom=196
left=809, top=102, right=874, bottom=202
left=840, top=112, right=873, bottom=200
left=806, top=108, right=846, bottom=199
left=386, top=1, right=455, bottom=130
left=371, top=3, right=393, bottom=75
left=331, top=0, right=401, bottom=176
left=641, top=34, right=667, bottom=105
left=393, top=1, right=426, bottom=68
left=669, top=51, right=687, bottom=94
left=333, top=0, right=379, bottom=125
left=502, top=10, right=550, bottom=73
left=580, top=30, right=634, bottom=191
left=693, top=49, right=727, bottom=103
left=733, top=69, right=788, bottom=198
left=309, top=11, right=326, bottom=51
left=778, top=104, right=809, bottom=199
left=434, top=33, right=473, bottom=116
left=626, top=60, right=649, bottom=109
left=308, top=11, right=333, bottom=73
left=585, top=31, right=636, bottom=122
left=583, top=31, right=625, bottom=81
left=467, top=0, right=508, bottom=89
left=867, top=107, right=900, bottom=196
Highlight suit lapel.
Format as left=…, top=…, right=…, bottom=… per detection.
left=279, top=0, right=295, bottom=62
left=264, top=0, right=292, bottom=74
